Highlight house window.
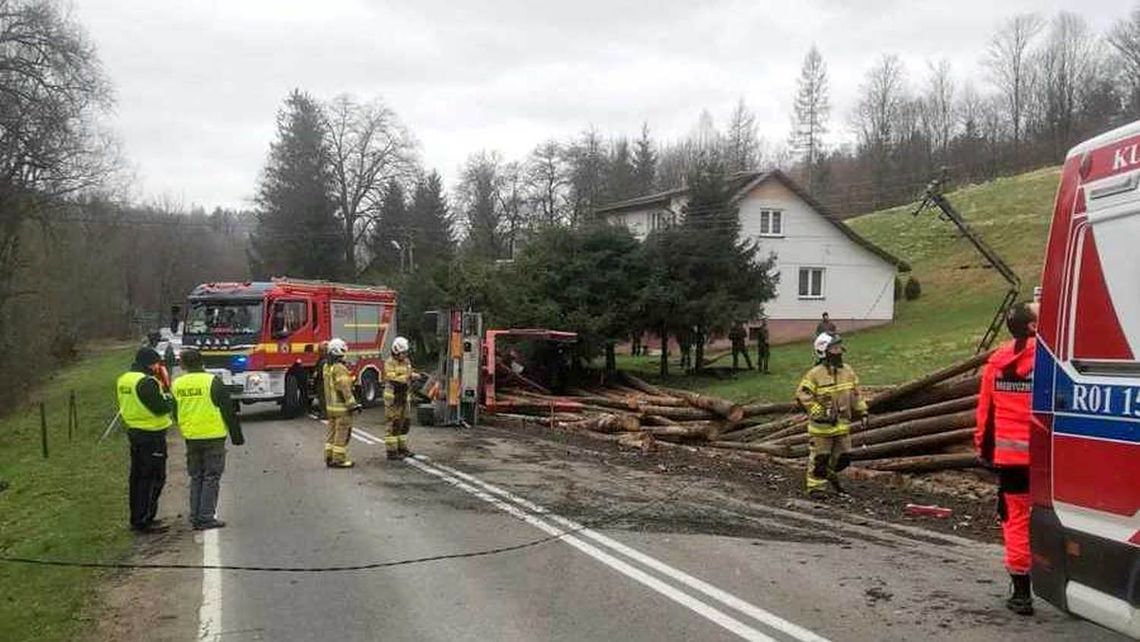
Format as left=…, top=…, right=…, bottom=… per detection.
left=650, top=210, right=674, bottom=231
left=758, top=210, right=783, bottom=236
left=798, top=268, right=824, bottom=299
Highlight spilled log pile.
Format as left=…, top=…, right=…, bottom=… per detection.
left=711, top=351, right=990, bottom=473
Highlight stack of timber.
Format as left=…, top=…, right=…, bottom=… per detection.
left=707, top=350, right=992, bottom=473
left=482, top=372, right=772, bottom=445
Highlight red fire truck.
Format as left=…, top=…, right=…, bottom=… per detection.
left=181, top=278, right=397, bottom=416
left=1032, top=119, right=1139, bottom=637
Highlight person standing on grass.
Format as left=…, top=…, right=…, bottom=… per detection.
left=729, top=321, right=753, bottom=371
left=756, top=318, right=770, bottom=374
left=815, top=312, right=837, bottom=338
left=116, top=347, right=174, bottom=533
left=172, top=348, right=244, bottom=530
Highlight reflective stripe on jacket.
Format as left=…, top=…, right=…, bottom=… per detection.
left=116, top=371, right=172, bottom=430
left=324, top=362, right=356, bottom=417
left=795, top=363, right=867, bottom=436
left=975, top=337, right=1036, bottom=467
left=172, top=372, right=227, bottom=440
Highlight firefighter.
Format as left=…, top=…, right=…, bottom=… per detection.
left=975, top=302, right=1039, bottom=616
left=384, top=336, right=414, bottom=460
left=172, top=348, right=244, bottom=530
left=116, top=347, right=174, bottom=533
left=311, top=340, right=329, bottom=420
left=795, top=333, right=867, bottom=496
left=322, top=338, right=361, bottom=468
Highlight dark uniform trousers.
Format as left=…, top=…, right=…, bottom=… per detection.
left=127, top=428, right=168, bottom=529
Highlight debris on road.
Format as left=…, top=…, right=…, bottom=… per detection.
left=903, top=503, right=955, bottom=519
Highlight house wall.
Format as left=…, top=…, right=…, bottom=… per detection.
left=739, top=181, right=896, bottom=324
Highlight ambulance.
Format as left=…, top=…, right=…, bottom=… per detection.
left=1031, top=119, right=1140, bottom=637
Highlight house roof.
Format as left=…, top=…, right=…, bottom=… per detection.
left=594, top=170, right=910, bottom=272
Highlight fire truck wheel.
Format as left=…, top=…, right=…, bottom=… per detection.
left=281, top=373, right=306, bottom=418
left=359, top=370, right=381, bottom=408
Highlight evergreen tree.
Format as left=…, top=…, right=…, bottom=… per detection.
left=408, top=171, right=454, bottom=269
left=606, top=137, right=637, bottom=202
left=250, top=90, right=342, bottom=279
left=632, top=123, right=657, bottom=195
left=789, top=46, right=831, bottom=194
left=368, top=178, right=409, bottom=274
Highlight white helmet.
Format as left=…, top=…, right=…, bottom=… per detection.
left=391, top=336, right=410, bottom=356
left=813, top=332, right=843, bottom=360
left=327, top=338, right=348, bottom=357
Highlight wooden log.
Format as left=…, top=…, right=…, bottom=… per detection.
left=638, top=405, right=720, bottom=421
left=642, top=422, right=719, bottom=440
left=857, top=452, right=979, bottom=473
left=758, top=419, right=809, bottom=443
left=740, top=401, right=798, bottom=417
left=560, top=413, right=640, bottom=434
left=705, top=441, right=794, bottom=456
left=776, top=397, right=978, bottom=448
left=618, top=372, right=669, bottom=397
left=886, top=377, right=979, bottom=410
left=785, top=410, right=975, bottom=457
left=847, top=428, right=974, bottom=461
left=868, top=351, right=992, bottom=411
left=655, top=386, right=745, bottom=423
left=720, top=414, right=804, bottom=442
left=643, top=414, right=680, bottom=426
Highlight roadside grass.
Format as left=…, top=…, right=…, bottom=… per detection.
left=0, top=346, right=136, bottom=642
left=617, top=167, right=1061, bottom=403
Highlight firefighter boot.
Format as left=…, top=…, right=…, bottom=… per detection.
left=385, top=435, right=403, bottom=460
left=1006, top=574, right=1034, bottom=615
left=324, top=444, right=334, bottom=467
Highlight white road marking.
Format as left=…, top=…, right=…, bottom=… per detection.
left=404, top=456, right=780, bottom=642
left=352, top=431, right=379, bottom=445
left=356, top=427, right=384, bottom=443
left=198, top=528, right=222, bottom=641
left=420, top=458, right=829, bottom=642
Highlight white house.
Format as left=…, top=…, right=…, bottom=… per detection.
left=595, top=170, right=909, bottom=343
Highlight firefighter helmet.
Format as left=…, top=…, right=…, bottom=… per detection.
left=392, top=336, right=410, bottom=356
left=813, top=333, right=843, bottom=360
left=327, top=338, right=348, bottom=357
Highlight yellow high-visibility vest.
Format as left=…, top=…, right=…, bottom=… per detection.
left=116, top=371, right=172, bottom=430
left=172, top=372, right=227, bottom=440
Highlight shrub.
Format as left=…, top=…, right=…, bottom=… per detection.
left=904, top=276, right=922, bottom=301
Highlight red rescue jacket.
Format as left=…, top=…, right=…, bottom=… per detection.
left=975, top=337, right=1036, bottom=467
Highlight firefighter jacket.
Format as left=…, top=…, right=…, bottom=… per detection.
left=323, top=361, right=357, bottom=417
left=796, top=363, right=868, bottom=436
left=975, top=337, right=1036, bottom=468
left=384, top=358, right=412, bottom=409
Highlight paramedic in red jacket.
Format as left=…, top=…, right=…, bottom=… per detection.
left=975, top=301, right=1039, bottom=616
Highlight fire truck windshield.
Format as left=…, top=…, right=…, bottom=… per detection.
left=185, top=300, right=263, bottom=336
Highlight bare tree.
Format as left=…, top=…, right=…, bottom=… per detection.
left=923, top=59, right=956, bottom=162
left=1033, top=12, right=1099, bottom=155
left=789, top=45, right=830, bottom=191
left=566, top=128, right=607, bottom=224
left=723, top=98, right=759, bottom=173
left=1108, top=4, right=1140, bottom=116
left=497, top=160, right=527, bottom=258
left=984, top=13, right=1044, bottom=158
left=456, top=151, right=504, bottom=260
left=525, top=139, right=568, bottom=226
left=324, top=94, right=417, bottom=275
left=852, top=54, right=906, bottom=206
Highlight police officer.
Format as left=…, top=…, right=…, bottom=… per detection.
left=116, top=347, right=174, bottom=533
left=975, top=302, right=1039, bottom=615
left=384, top=336, right=414, bottom=460
left=756, top=318, right=771, bottom=374
left=172, top=348, right=244, bottom=530
left=323, top=338, right=360, bottom=468
left=795, top=333, right=868, bottom=496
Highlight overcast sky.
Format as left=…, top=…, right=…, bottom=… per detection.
left=75, top=0, right=1126, bottom=210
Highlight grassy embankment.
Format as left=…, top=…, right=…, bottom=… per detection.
left=617, top=167, right=1062, bottom=402
left=0, top=345, right=136, bottom=642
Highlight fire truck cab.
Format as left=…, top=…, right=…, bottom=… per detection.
left=181, top=278, right=397, bottom=416
left=1032, top=120, right=1140, bottom=637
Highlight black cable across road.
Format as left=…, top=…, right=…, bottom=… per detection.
left=0, top=411, right=781, bottom=573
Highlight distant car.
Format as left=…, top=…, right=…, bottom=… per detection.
left=155, top=327, right=183, bottom=364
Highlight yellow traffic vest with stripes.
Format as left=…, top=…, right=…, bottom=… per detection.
left=795, top=363, right=868, bottom=436
left=383, top=358, right=412, bottom=408
left=323, top=362, right=356, bottom=417
left=172, top=372, right=228, bottom=440
left=116, top=372, right=172, bottom=430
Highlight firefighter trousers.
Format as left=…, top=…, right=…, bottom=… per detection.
left=324, top=414, right=353, bottom=464
left=385, top=404, right=411, bottom=454
left=806, top=433, right=851, bottom=492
